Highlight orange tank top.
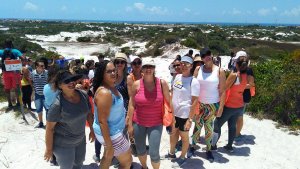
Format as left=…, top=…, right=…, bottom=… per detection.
left=225, top=73, right=247, bottom=108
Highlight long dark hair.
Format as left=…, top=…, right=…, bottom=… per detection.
left=93, top=60, right=110, bottom=93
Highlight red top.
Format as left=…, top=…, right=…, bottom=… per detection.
left=225, top=73, right=247, bottom=108
left=133, top=78, right=163, bottom=127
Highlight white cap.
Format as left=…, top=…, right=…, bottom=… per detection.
left=234, top=51, right=248, bottom=60
left=129, top=55, right=141, bottom=63
left=142, top=58, right=155, bottom=67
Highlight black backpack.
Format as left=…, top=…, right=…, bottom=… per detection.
left=1, top=49, right=17, bottom=71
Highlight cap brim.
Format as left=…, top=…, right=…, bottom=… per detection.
left=62, top=74, right=83, bottom=84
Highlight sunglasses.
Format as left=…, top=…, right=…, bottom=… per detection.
left=173, top=64, right=181, bottom=68
left=131, top=61, right=142, bottom=66
left=114, top=60, right=126, bottom=65
left=142, top=65, right=155, bottom=69
left=105, top=69, right=117, bottom=74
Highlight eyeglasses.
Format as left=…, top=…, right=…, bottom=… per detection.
left=114, top=60, right=126, bottom=65
left=131, top=61, right=142, bottom=66
left=142, top=65, right=155, bottom=69
left=105, top=69, right=117, bottom=74
left=173, top=64, right=181, bottom=68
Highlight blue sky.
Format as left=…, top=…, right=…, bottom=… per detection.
left=1, top=0, right=300, bottom=24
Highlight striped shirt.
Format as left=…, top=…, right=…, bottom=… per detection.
left=31, top=70, right=48, bottom=96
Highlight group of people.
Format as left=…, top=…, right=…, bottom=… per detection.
left=1, top=39, right=255, bottom=169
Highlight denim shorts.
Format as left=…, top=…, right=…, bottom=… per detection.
left=34, top=93, right=46, bottom=113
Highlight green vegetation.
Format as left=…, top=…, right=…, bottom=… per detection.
left=248, top=50, right=300, bottom=130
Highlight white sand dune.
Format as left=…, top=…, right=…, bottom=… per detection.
left=0, top=102, right=299, bottom=169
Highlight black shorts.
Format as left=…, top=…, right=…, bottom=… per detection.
left=175, top=116, right=188, bottom=132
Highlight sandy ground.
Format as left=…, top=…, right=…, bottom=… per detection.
left=0, top=101, right=299, bottom=169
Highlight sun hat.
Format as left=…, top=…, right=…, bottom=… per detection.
left=129, top=55, right=141, bottom=63
left=114, top=53, right=128, bottom=62
left=142, top=58, right=155, bottom=67
left=194, top=56, right=202, bottom=62
left=181, top=56, right=193, bottom=64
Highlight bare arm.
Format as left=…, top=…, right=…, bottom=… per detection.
left=126, top=75, right=134, bottom=97
left=95, top=88, right=113, bottom=146
left=87, top=108, right=95, bottom=142
left=44, top=121, right=57, bottom=161
left=217, top=68, right=227, bottom=117
left=161, top=79, right=170, bottom=104
left=193, top=66, right=200, bottom=78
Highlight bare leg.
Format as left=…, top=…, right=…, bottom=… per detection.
left=236, top=116, right=243, bottom=136
left=179, top=131, right=189, bottom=158
left=170, top=127, right=179, bottom=155
left=137, top=154, right=147, bottom=169
left=38, top=113, right=43, bottom=123
left=116, top=149, right=132, bottom=169
left=151, top=161, right=160, bottom=169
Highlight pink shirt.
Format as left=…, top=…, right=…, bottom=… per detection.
left=133, top=78, right=163, bottom=127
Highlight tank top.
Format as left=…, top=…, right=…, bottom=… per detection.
left=225, top=73, right=247, bottom=108
left=133, top=78, right=163, bottom=127
left=93, top=88, right=126, bottom=140
left=116, top=79, right=129, bottom=111
left=197, top=65, right=220, bottom=104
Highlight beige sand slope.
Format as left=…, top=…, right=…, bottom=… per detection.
left=0, top=101, right=299, bottom=169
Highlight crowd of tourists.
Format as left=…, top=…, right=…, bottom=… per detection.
left=0, top=39, right=255, bottom=169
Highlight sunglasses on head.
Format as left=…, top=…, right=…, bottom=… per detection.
left=131, top=60, right=142, bottom=66
left=114, top=60, right=126, bottom=65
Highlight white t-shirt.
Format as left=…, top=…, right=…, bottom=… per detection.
left=88, top=70, right=94, bottom=80
left=195, top=65, right=220, bottom=104
left=172, top=74, right=200, bottom=118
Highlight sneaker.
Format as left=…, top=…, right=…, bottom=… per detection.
left=171, top=158, right=186, bottom=168
left=35, top=122, right=44, bottom=128
left=206, top=151, right=214, bottom=163
left=211, top=145, right=217, bottom=151
left=161, top=152, right=176, bottom=160
left=93, top=155, right=100, bottom=163
left=187, top=146, right=195, bottom=158
left=223, top=145, right=234, bottom=153
left=50, top=159, right=58, bottom=166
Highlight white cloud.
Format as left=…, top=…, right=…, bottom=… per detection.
left=232, top=8, right=241, bottom=15
left=147, top=6, right=168, bottom=15
left=61, top=6, right=67, bottom=11
left=24, top=2, right=38, bottom=11
left=126, top=3, right=169, bottom=15
left=258, top=8, right=270, bottom=16
left=184, top=8, right=191, bottom=13
left=125, top=6, right=132, bottom=12
left=282, top=6, right=300, bottom=16
left=134, top=3, right=145, bottom=11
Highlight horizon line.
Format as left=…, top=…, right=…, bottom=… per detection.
left=1, top=17, right=299, bottom=26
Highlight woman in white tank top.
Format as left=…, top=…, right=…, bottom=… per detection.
left=188, top=48, right=226, bottom=162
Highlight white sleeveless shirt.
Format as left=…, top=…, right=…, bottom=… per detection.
left=196, top=65, right=220, bottom=104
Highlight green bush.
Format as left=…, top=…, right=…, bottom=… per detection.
left=77, top=37, right=91, bottom=42
left=248, top=53, right=300, bottom=129
left=181, top=38, right=199, bottom=49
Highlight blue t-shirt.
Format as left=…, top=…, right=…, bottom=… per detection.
left=43, top=84, right=59, bottom=110
left=0, top=48, right=22, bottom=71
